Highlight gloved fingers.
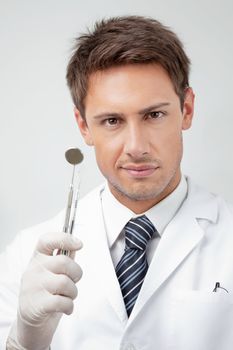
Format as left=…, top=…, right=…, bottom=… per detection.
left=68, top=250, right=76, bottom=260
left=43, top=294, right=74, bottom=315
left=35, top=232, right=82, bottom=256
left=45, top=255, right=83, bottom=283
left=44, top=273, right=78, bottom=300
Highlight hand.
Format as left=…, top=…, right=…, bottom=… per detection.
left=7, top=232, right=83, bottom=350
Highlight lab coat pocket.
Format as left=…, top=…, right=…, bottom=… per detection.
left=171, top=289, right=233, bottom=350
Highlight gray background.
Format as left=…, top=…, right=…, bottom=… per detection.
left=1, top=0, right=233, bottom=251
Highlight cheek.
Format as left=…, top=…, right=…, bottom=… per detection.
left=93, top=136, right=122, bottom=170
left=158, top=127, right=183, bottom=161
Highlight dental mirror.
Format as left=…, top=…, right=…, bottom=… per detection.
left=61, top=147, right=83, bottom=255
left=65, top=148, right=83, bottom=165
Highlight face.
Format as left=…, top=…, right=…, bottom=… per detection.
left=75, top=64, right=194, bottom=213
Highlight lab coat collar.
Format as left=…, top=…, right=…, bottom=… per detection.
left=101, top=175, right=188, bottom=246
left=185, top=176, right=218, bottom=223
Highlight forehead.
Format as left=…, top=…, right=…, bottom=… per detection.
left=85, top=64, right=178, bottom=112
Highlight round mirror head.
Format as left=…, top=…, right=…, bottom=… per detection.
left=65, top=148, right=83, bottom=165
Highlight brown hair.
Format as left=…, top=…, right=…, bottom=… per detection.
left=66, top=16, right=190, bottom=117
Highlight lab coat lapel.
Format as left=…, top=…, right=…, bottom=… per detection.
left=127, top=213, right=203, bottom=323
left=85, top=187, right=127, bottom=323
left=97, top=223, right=127, bottom=323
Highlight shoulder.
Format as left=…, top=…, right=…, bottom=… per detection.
left=79, top=183, right=105, bottom=207
left=186, top=176, right=233, bottom=224
left=21, top=183, right=105, bottom=236
left=5, top=184, right=105, bottom=261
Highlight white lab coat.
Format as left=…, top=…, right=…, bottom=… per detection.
left=1, top=177, right=233, bottom=350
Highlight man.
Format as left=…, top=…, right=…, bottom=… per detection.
left=2, top=15, right=233, bottom=350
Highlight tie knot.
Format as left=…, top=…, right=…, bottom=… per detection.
left=125, top=215, right=155, bottom=250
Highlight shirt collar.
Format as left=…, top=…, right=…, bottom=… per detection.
left=101, top=175, right=188, bottom=248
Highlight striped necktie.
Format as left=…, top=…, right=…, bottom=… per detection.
left=116, top=215, right=155, bottom=317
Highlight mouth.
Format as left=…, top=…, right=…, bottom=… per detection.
left=121, top=164, right=158, bottom=178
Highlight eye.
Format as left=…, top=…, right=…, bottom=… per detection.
left=106, top=118, right=118, bottom=125
left=147, top=111, right=164, bottom=119
left=102, top=117, right=120, bottom=127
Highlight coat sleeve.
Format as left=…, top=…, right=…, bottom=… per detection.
left=0, top=231, right=29, bottom=348
left=0, top=211, right=64, bottom=349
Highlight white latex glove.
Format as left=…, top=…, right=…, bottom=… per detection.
left=7, top=232, right=83, bottom=350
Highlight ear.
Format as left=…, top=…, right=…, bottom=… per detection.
left=182, top=87, right=195, bottom=130
left=74, top=107, right=93, bottom=146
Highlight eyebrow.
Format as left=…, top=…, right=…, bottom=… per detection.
left=138, top=102, right=171, bottom=115
left=92, top=102, right=171, bottom=120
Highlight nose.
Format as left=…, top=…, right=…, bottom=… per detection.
left=123, top=123, right=150, bottom=158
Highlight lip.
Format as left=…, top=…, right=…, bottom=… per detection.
left=121, top=164, right=158, bottom=178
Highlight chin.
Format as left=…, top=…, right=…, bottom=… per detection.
left=126, top=190, right=164, bottom=202
left=111, top=181, right=166, bottom=202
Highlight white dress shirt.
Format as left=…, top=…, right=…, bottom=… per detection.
left=100, top=176, right=188, bottom=267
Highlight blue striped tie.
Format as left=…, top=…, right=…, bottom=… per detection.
left=116, top=215, right=155, bottom=317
